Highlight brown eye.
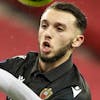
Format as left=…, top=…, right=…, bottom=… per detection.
left=40, top=20, right=48, bottom=29
left=55, top=23, right=65, bottom=32
left=56, top=27, right=64, bottom=32
left=40, top=23, right=47, bottom=29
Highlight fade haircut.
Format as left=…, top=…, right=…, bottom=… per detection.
left=44, top=2, right=87, bottom=33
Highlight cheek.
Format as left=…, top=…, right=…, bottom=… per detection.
left=53, top=36, right=72, bottom=50
left=53, top=38, right=66, bottom=49
left=57, top=35, right=70, bottom=45
left=38, top=31, right=43, bottom=42
left=59, top=33, right=74, bottom=44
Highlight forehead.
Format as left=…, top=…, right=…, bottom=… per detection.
left=41, top=9, right=77, bottom=25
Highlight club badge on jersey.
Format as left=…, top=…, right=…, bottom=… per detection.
left=40, top=88, right=53, bottom=100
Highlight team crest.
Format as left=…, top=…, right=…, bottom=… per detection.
left=40, top=88, right=53, bottom=100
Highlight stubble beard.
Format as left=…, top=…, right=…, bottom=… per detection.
left=39, top=42, right=72, bottom=63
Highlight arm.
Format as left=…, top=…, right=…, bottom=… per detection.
left=0, top=68, right=42, bottom=100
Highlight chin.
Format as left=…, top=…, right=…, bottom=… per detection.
left=39, top=53, right=55, bottom=63
left=40, top=51, right=66, bottom=63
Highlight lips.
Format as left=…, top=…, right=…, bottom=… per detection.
left=41, top=41, right=51, bottom=53
left=43, top=41, right=50, bottom=47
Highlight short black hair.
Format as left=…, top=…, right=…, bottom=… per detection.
left=45, top=2, right=87, bottom=33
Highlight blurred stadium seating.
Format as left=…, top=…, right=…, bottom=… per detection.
left=0, top=0, right=100, bottom=100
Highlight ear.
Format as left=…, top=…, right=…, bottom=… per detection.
left=72, top=35, right=84, bottom=48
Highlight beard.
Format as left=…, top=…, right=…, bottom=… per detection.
left=39, top=41, right=72, bottom=63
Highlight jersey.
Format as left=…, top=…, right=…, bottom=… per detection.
left=0, top=52, right=91, bottom=100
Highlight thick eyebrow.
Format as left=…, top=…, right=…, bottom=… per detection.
left=54, top=22, right=66, bottom=28
left=40, top=19, right=67, bottom=30
left=40, top=19, right=48, bottom=24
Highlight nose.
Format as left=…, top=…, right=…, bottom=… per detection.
left=44, top=27, right=53, bottom=40
left=44, top=34, right=52, bottom=40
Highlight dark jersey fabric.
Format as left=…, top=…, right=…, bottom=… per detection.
left=0, top=52, right=91, bottom=100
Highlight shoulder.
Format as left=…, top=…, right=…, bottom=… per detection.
left=52, top=64, right=91, bottom=100
left=71, top=65, right=91, bottom=100
left=12, top=51, right=38, bottom=60
left=0, top=51, right=38, bottom=73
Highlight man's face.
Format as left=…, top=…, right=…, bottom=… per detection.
left=38, top=9, right=78, bottom=62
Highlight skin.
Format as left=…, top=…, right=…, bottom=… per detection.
left=38, top=8, right=84, bottom=72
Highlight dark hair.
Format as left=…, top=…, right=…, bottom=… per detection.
left=45, top=2, right=87, bottom=33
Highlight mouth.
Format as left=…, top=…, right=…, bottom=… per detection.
left=41, top=41, right=51, bottom=53
left=43, top=41, right=50, bottom=48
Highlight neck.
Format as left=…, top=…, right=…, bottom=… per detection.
left=38, top=50, right=72, bottom=72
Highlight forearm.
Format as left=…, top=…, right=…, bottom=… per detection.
left=0, top=68, right=41, bottom=100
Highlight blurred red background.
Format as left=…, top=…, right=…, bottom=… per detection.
left=0, top=0, right=100, bottom=100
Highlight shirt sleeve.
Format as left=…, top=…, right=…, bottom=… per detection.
left=0, top=55, right=25, bottom=75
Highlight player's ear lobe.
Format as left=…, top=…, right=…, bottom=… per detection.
left=72, top=35, right=84, bottom=47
